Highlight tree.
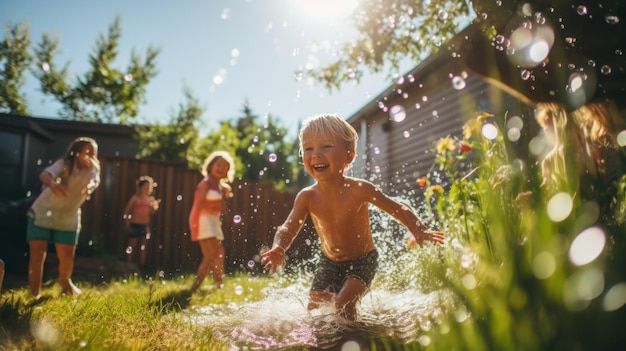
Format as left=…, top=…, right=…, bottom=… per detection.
left=32, top=15, right=160, bottom=123
left=238, top=105, right=298, bottom=191
left=136, top=87, right=202, bottom=162
left=196, top=102, right=299, bottom=192
left=0, top=22, right=32, bottom=115
left=302, top=0, right=471, bottom=91
left=307, top=0, right=626, bottom=109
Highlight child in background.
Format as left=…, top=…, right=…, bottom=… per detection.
left=27, top=137, right=100, bottom=297
left=123, top=175, right=159, bottom=269
left=189, top=151, right=235, bottom=292
left=261, top=114, right=444, bottom=320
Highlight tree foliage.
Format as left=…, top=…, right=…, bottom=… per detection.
left=306, top=0, right=625, bottom=109
left=302, top=0, right=472, bottom=91
left=31, top=16, right=160, bottom=123
left=0, top=22, right=32, bottom=115
left=194, top=103, right=299, bottom=192
left=136, top=87, right=202, bottom=163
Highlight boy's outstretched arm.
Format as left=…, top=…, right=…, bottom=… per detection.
left=261, top=191, right=309, bottom=273
left=367, top=182, right=444, bottom=247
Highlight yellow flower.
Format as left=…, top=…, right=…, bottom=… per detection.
left=462, top=125, right=473, bottom=139
left=477, top=112, right=494, bottom=121
left=427, top=185, right=444, bottom=194
left=436, top=136, right=456, bottom=153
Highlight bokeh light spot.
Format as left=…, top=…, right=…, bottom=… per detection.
left=532, top=251, right=556, bottom=279
left=547, top=192, right=573, bottom=222
left=569, top=226, right=606, bottom=266
left=603, top=283, right=626, bottom=311
left=617, top=130, right=626, bottom=146
left=481, top=123, right=498, bottom=140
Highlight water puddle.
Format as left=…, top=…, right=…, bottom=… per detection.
left=183, top=273, right=449, bottom=350
left=184, top=211, right=452, bottom=350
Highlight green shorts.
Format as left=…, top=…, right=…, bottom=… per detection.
left=27, top=217, right=79, bottom=245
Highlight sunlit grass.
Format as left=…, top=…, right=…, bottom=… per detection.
left=0, top=273, right=275, bottom=351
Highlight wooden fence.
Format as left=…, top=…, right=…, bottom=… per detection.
left=79, top=157, right=315, bottom=274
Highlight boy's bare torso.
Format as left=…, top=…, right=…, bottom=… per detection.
left=302, top=177, right=377, bottom=262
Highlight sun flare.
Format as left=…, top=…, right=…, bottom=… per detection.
left=294, top=0, right=358, bottom=22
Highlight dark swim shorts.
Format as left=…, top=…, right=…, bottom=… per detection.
left=311, top=250, right=379, bottom=293
left=128, top=223, right=149, bottom=239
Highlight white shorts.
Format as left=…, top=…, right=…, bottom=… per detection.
left=196, top=213, right=224, bottom=241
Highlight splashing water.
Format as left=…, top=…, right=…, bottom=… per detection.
left=184, top=277, right=449, bottom=350
left=181, top=206, right=452, bottom=350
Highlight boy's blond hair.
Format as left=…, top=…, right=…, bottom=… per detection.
left=298, top=114, right=358, bottom=159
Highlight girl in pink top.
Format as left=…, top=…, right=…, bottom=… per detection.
left=189, top=151, right=235, bottom=291
left=123, top=176, right=159, bottom=269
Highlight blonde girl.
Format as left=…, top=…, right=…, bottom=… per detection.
left=189, top=151, right=235, bottom=291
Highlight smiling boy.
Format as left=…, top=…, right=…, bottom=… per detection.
left=261, top=114, right=444, bottom=320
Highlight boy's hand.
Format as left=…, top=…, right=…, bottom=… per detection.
left=261, top=247, right=286, bottom=273
left=412, top=230, right=445, bottom=247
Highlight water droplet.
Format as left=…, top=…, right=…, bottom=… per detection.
left=389, top=105, right=406, bottom=122
left=576, top=5, right=588, bottom=15
left=451, top=76, right=466, bottom=90
left=605, top=15, right=620, bottom=24
left=234, top=285, right=244, bottom=295
left=247, top=260, right=255, bottom=269
left=221, top=8, right=231, bottom=20
left=125, top=246, right=133, bottom=254
left=437, top=10, right=449, bottom=21
left=600, top=65, right=612, bottom=75
left=176, top=195, right=183, bottom=201
left=268, top=153, right=278, bottom=162
left=233, top=215, right=242, bottom=224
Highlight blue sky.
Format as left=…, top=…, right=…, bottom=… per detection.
left=2, top=0, right=410, bottom=134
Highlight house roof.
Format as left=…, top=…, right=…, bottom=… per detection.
left=31, top=115, right=136, bottom=136
left=0, top=113, right=136, bottom=137
left=0, top=113, right=54, bottom=140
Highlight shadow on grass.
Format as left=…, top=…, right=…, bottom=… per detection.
left=148, top=288, right=193, bottom=314
left=0, top=293, right=49, bottom=347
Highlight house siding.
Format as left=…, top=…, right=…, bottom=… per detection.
left=348, top=52, right=528, bottom=199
